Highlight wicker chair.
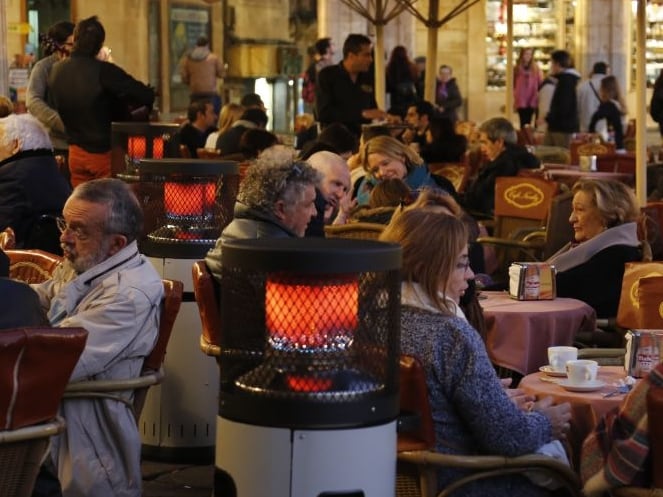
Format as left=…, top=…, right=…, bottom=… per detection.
left=192, top=260, right=221, bottom=358
left=396, top=355, right=582, bottom=497
left=5, top=249, right=62, bottom=284
left=0, top=327, right=88, bottom=497
left=324, top=222, right=385, bottom=240
left=63, top=279, right=183, bottom=423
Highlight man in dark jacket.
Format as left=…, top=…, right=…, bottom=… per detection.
left=0, top=113, right=71, bottom=252
left=463, top=117, right=540, bottom=218
left=48, top=16, right=154, bottom=186
left=316, top=33, right=386, bottom=137
left=215, top=107, right=268, bottom=156
left=544, top=50, right=581, bottom=148
left=205, top=146, right=320, bottom=282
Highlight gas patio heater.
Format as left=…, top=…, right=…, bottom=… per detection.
left=137, top=158, right=239, bottom=462
left=214, top=237, right=402, bottom=497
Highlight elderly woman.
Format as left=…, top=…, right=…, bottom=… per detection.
left=548, top=179, right=641, bottom=319
left=380, top=209, right=571, bottom=497
left=354, top=135, right=447, bottom=206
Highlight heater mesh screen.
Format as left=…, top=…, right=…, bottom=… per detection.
left=218, top=258, right=401, bottom=428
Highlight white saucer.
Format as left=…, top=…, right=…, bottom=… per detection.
left=539, top=365, right=567, bottom=377
left=558, top=380, right=606, bottom=392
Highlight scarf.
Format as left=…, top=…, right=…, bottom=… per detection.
left=547, top=222, right=639, bottom=273
left=401, top=281, right=467, bottom=321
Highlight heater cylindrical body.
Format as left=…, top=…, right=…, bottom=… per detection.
left=215, top=418, right=396, bottom=497
left=216, top=238, right=402, bottom=496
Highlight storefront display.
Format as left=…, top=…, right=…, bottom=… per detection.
left=634, top=1, right=663, bottom=87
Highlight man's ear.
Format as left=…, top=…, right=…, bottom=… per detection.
left=107, top=234, right=128, bottom=256
left=10, top=139, right=21, bottom=156
left=273, top=200, right=287, bottom=222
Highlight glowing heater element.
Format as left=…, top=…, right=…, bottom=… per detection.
left=164, top=182, right=216, bottom=217
left=128, top=135, right=165, bottom=160
left=265, top=274, right=359, bottom=351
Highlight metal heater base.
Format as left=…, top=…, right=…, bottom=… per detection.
left=214, top=416, right=397, bottom=497
left=140, top=257, right=219, bottom=463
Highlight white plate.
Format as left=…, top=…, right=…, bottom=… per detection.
left=539, top=365, right=567, bottom=377
left=558, top=380, right=606, bottom=392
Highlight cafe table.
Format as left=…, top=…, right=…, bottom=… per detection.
left=520, top=365, right=634, bottom=467
left=480, top=291, right=596, bottom=376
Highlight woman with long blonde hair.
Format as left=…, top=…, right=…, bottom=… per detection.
left=513, top=48, right=542, bottom=129
left=204, top=102, right=244, bottom=150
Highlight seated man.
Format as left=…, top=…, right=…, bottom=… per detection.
left=216, top=107, right=268, bottom=156
left=179, top=99, right=217, bottom=158
left=463, top=117, right=540, bottom=218
left=582, top=362, right=663, bottom=496
left=205, top=145, right=320, bottom=281
left=32, top=178, right=163, bottom=497
left=305, top=150, right=353, bottom=236
left=0, top=113, right=71, bottom=251
left=402, top=100, right=435, bottom=152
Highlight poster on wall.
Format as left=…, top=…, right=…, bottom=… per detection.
left=169, top=4, right=211, bottom=110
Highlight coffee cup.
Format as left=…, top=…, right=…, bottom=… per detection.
left=548, top=346, right=578, bottom=372
left=566, top=359, right=599, bottom=385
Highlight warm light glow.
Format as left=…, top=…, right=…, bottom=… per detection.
left=153, top=137, right=164, bottom=159
left=286, top=375, right=333, bottom=392
left=127, top=136, right=146, bottom=160
left=266, top=274, right=358, bottom=350
left=164, top=182, right=216, bottom=217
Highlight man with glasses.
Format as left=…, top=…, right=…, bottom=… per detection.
left=32, top=178, right=163, bottom=497
left=206, top=145, right=320, bottom=282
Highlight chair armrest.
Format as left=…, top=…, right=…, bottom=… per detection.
left=64, top=369, right=164, bottom=394
left=397, top=450, right=582, bottom=497
left=200, top=334, right=221, bottom=357
left=0, top=416, right=66, bottom=443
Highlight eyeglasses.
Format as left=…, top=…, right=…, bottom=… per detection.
left=56, top=217, right=90, bottom=241
left=455, top=260, right=471, bottom=273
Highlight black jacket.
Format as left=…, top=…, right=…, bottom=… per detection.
left=48, top=53, right=154, bottom=153
left=589, top=101, right=625, bottom=150
left=556, top=245, right=641, bottom=318
left=546, top=69, right=581, bottom=133
left=316, top=62, right=378, bottom=137
left=0, top=149, right=71, bottom=248
left=435, top=78, right=462, bottom=122
left=462, top=144, right=540, bottom=217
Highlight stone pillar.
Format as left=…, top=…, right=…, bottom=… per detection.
left=574, top=0, right=629, bottom=90
left=0, top=1, right=8, bottom=98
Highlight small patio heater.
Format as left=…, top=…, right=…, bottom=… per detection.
left=215, top=238, right=401, bottom=497
left=110, top=122, right=181, bottom=179
left=136, top=159, right=239, bottom=462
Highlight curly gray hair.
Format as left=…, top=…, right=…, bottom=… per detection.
left=238, top=146, right=320, bottom=214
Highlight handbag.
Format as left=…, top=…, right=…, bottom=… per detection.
left=616, top=262, right=663, bottom=329
left=636, top=275, right=663, bottom=328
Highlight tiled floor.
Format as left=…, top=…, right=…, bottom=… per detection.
left=142, top=460, right=214, bottom=497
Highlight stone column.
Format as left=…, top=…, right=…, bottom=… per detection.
left=0, top=2, right=8, bottom=98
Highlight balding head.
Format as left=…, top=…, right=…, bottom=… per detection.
left=306, top=151, right=351, bottom=209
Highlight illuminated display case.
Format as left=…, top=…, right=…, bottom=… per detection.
left=632, top=2, right=663, bottom=88
left=485, top=0, right=561, bottom=90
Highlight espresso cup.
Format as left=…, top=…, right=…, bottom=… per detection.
left=566, top=359, right=599, bottom=385
left=548, top=346, right=578, bottom=372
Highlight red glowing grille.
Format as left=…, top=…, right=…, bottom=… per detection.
left=128, top=135, right=164, bottom=160
left=164, top=182, right=216, bottom=217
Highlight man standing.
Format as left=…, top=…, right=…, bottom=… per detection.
left=179, top=99, right=217, bottom=158
left=180, top=36, right=225, bottom=116
left=316, top=33, right=386, bottom=138
left=32, top=178, right=163, bottom=497
left=48, top=16, right=154, bottom=186
left=305, top=150, right=353, bottom=236
left=435, top=65, right=463, bottom=123
left=206, top=146, right=320, bottom=282
left=544, top=50, right=581, bottom=147
left=402, top=100, right=435, bottom=152
left=577, top=61, right=609, bottom=133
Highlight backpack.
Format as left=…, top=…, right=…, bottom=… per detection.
left=651, top=89, right=663, bottom=124
left=301, top=64, right=316, bottom=104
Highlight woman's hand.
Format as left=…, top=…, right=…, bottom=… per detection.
left=532, top=396, right=572, bottom=440
left=500, top=378, right=536, bottom=412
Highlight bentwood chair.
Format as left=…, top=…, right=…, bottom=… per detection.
left=0, top=327, right=88, bottom=497
left=5, top=249, right=62, bottom=284
left=63, top=279, right=183, bottom=424
left=192, top=260, right=221, bottom=358
left=396, top=355, right=582, bottom=497
left=324, top=222, right=385, bottom=240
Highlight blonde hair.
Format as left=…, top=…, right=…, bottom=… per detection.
left=572, top=179, right=639, bottom=228
left=360, top=135, right=423, bottom=175
left=217, top=103, right=244, bottom=135
left=380, top=209, right=467, bottom=314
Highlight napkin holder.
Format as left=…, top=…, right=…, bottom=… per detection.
left=508, top=262, right=556, bottom=301
left=625, top=329, right=663, bottom=377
